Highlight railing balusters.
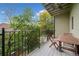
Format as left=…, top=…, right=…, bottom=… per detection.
left=14, top=31, right=15, bottom=55
left=1, top=29, right=40, bottom=56
left=18, top=31, right=19, bottom=56
left=19, top=31, right=22, bottom=55
left=21, top=31, right=23, bottom=56
left=25, top=31, right=27, bottom=55
left=27, top=31, right=30, bottom=54
left=9, top=32, right=11, bottom=56
left=38, top=30, right=40, bottom=48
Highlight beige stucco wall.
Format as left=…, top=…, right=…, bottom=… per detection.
left=70, top=4, right=79, bottom=38
left=55, top=13, right=70, bottom=37
left=54, top=4, right=79, bottom=38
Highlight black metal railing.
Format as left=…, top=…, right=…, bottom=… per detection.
left=0, top=28, right=5, bottom=56
left=0, top=28, right=40, bottom=56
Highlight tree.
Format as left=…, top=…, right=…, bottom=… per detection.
left=4, top=8, right=15, bottom=24
left=10, top=8, right=33, bottom=30
left=39, top=10, right=54, bottom=31
left=6, top=8, right=40, bottom=55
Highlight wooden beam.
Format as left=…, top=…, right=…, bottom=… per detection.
left=44, top=3, right=73, bottom=16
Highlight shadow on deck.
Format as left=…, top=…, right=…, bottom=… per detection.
left=28, top=41, right=75, bottom=56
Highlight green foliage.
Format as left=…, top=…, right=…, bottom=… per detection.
left=27, top=29, right=40, bottom=52
left=38, top=10, right=54, bottom=35
left=23, top=8, right=33, bottom=22
left=4, top=8, right=40, bottom=55
left=39, top=10, right=54, bottom=30
left=10, top=8, right=33, bottom=30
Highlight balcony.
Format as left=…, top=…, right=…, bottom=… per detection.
left=0, top=28, right=76, bottom=56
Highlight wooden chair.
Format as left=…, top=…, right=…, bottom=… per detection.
left=46, top=30, right=55, bottom=41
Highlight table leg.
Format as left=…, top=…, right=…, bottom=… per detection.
left=75, top=45, right=79, bottom=56
left=58, top=41, right=63, bottom=52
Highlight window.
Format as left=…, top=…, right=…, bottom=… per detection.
left=72, top=16, right=74, bottom=29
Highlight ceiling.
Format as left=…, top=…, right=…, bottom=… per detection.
left=43, top=3, right=73, bottom=16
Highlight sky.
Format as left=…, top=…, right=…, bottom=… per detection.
left=0, top=3, right=45, bottom=23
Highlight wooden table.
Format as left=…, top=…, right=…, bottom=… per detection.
left=53, top=33, right=79, bottom=55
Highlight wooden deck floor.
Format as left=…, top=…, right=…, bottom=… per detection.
left=28, top=41, right=75, bottom=56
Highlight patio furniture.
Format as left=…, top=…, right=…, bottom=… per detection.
left=50, top=33, right=79, bottom=55
left=46, top=30, right=54, bottom=41
left=46, top=30, right=57, bottom=48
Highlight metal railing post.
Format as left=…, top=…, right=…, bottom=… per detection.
left=2, top=28, right=5, bottom=56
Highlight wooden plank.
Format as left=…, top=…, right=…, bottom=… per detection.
left=44, top=3, right=72, bottom=16
left=62, top=47, right=75, bottom=52
left=28, top=41, right=75, bottom=56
